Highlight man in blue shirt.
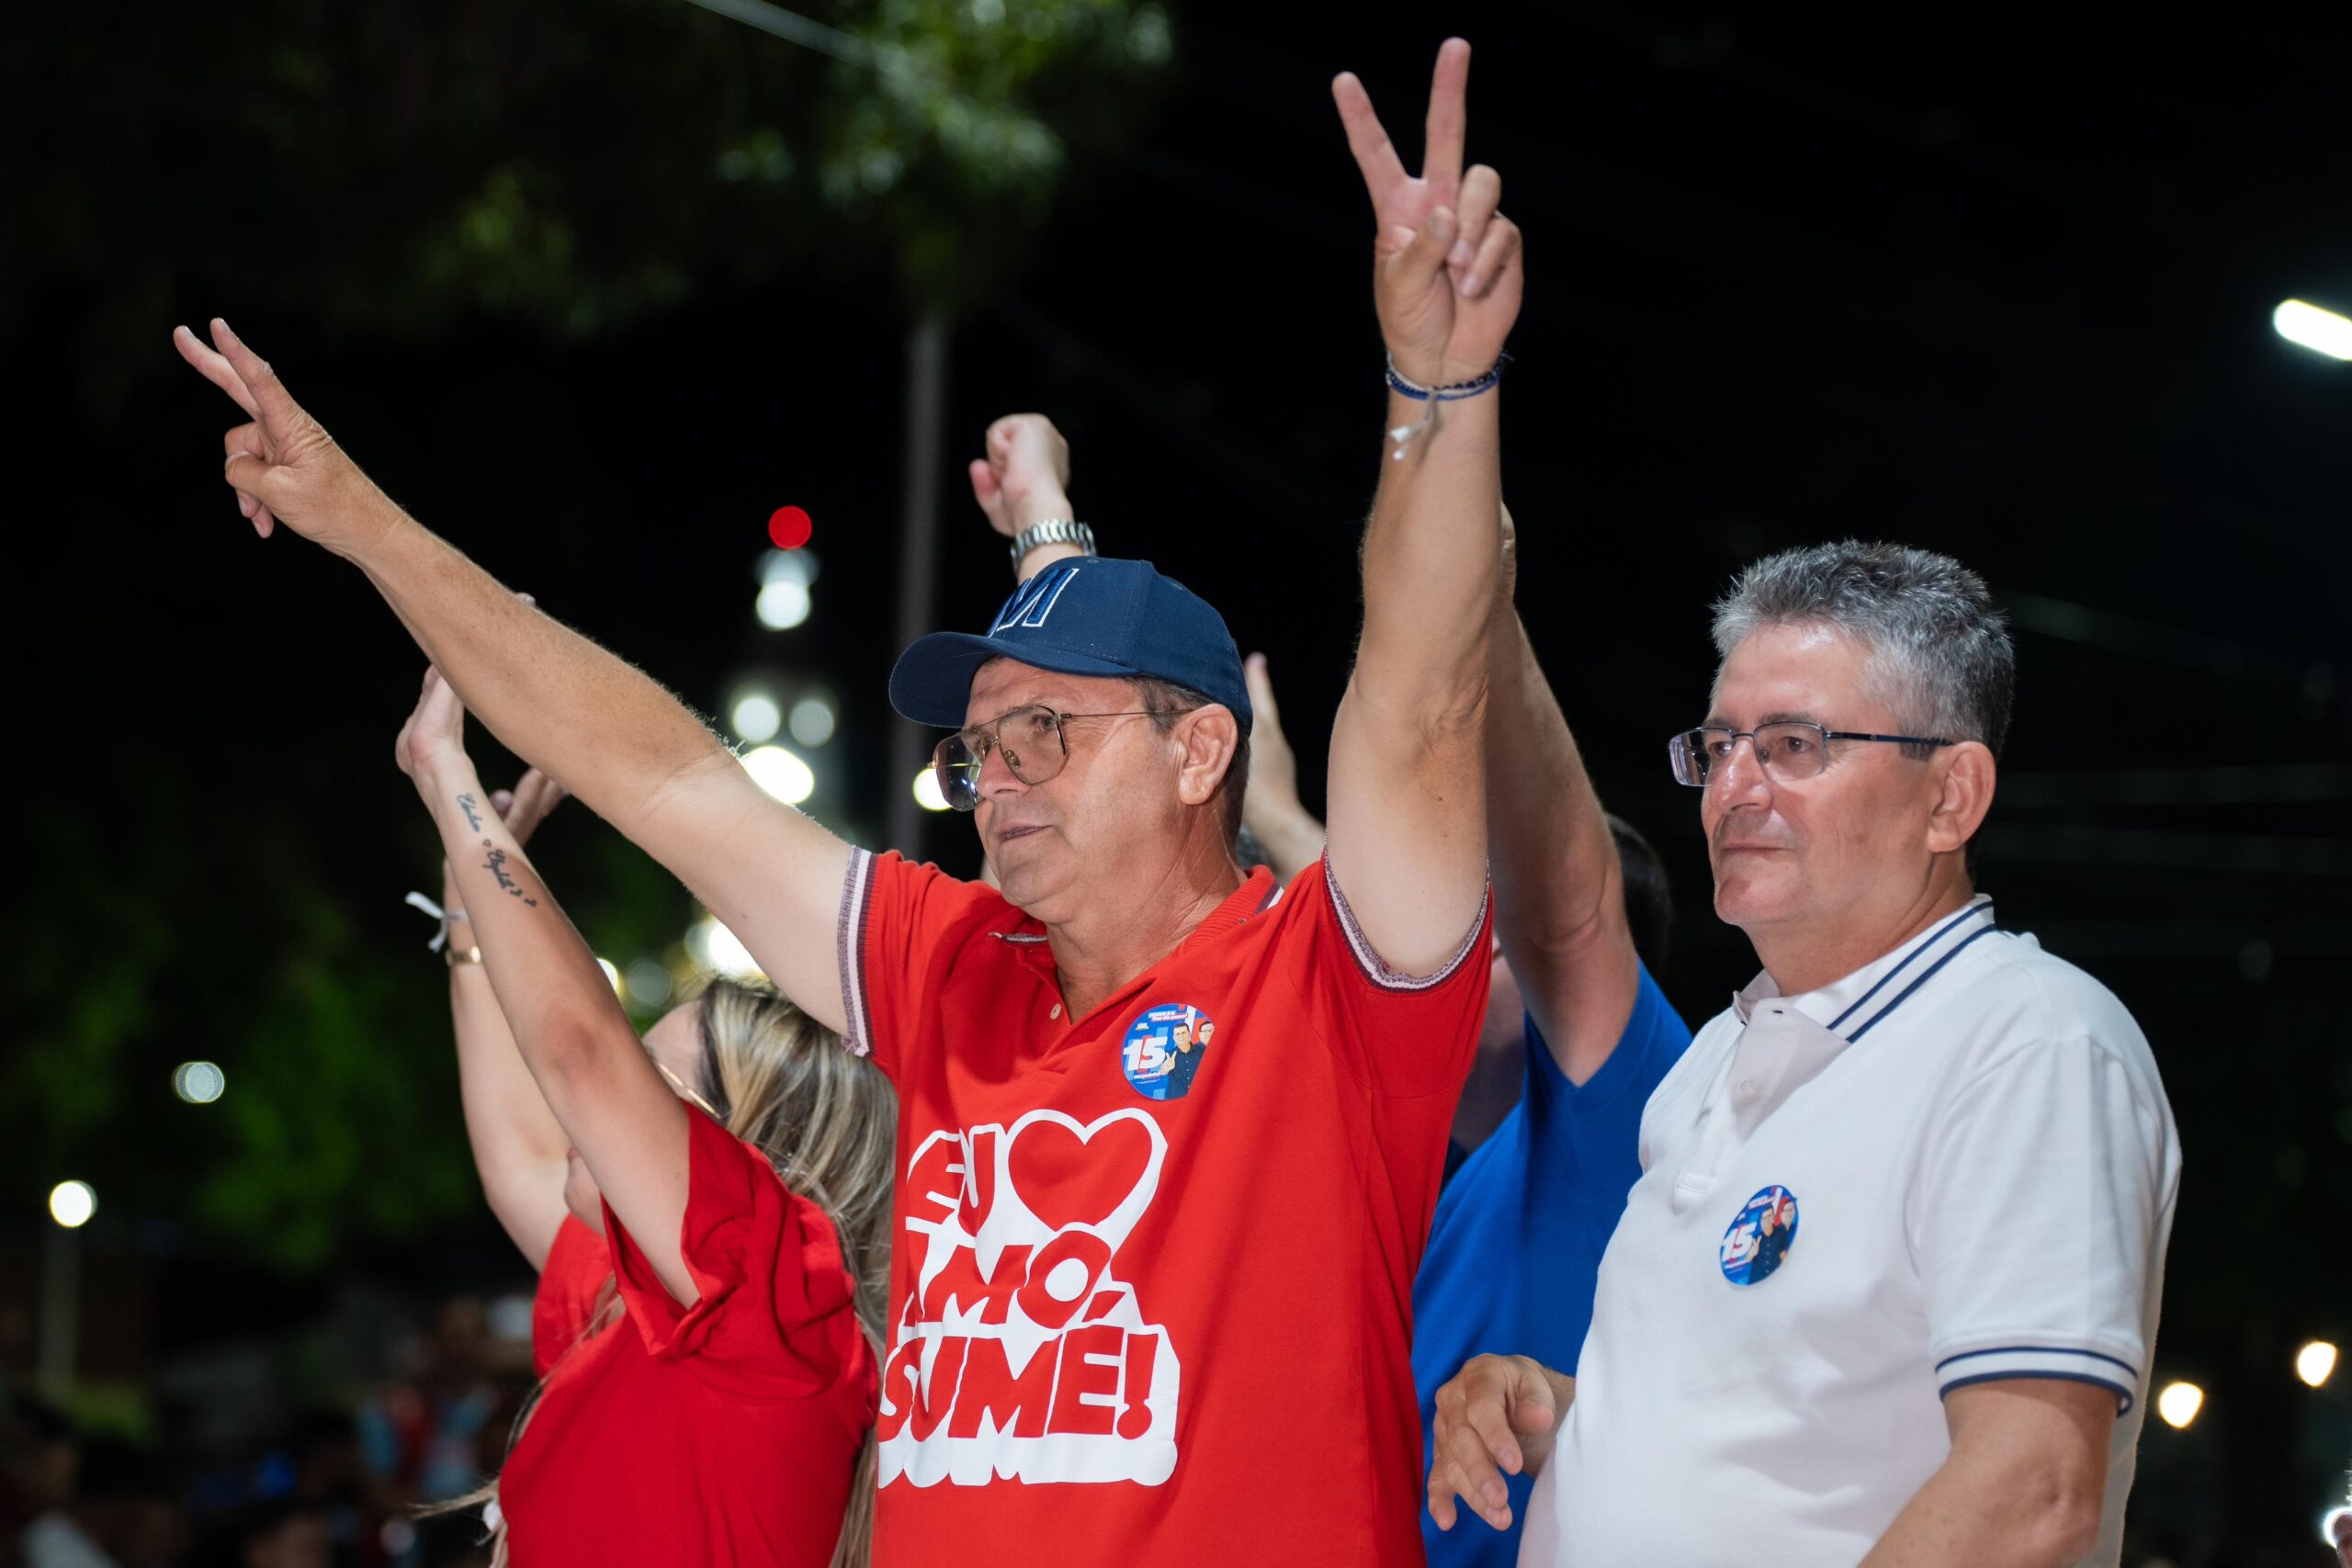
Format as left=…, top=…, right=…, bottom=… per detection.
left=1243, top=511, right=1693, bottom=1568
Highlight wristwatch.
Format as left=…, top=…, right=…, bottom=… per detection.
left=1009, top=519, right=1096, bottom=570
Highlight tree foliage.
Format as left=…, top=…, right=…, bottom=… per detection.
left=3, top=0, right=1169, bottom=408
left=2, top=0, right=1167, bottom=1270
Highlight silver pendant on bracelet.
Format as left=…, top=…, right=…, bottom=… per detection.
left=1385, top=353, right=1510, bottom=459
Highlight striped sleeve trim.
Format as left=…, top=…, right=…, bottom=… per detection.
left=1934, top=1345, right=2140, bottom=1416
left=837, top=847, right=876, bottom=1058
left=1324, top=852, right=1492, bottom=993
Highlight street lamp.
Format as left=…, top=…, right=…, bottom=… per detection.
left=40, top=1182, right=94, bottom=1396
left=2274, top=299, right=2352, bottom=361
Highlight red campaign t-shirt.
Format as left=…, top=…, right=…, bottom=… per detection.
left=499, top=1108, right=880, bottom=1568
left=532, top=1215, right=612, bottom=1377
left=838, top=852, right=1491, bottom=1568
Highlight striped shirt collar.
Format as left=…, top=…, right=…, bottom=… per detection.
left=1734, top=895, right=1999, bottom=1043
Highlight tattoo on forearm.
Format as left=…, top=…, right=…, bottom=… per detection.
left=480, top=841, right=539, bottom=907
left=456, top=793, right=483, bottom=830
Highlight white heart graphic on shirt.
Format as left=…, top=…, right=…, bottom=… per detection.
left=992, top=1108, right=1165, bottom=1257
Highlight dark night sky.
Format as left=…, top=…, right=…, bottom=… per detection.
left=9, top=2, right=2352, bottom=1551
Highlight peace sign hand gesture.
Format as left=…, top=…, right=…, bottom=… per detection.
left=1333, top=39, right=1524, bottom=387
left=173, top=318, right=391, bottom=558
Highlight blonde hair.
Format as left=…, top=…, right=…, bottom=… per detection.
left=438, top=977, right=897, bottom=1568
left=690, top=978, right=895, bottom=1568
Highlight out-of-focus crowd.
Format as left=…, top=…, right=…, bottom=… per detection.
left=1, top=1293, right=544, bottom=1568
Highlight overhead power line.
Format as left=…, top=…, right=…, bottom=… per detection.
left=678, top=0, right=873, bottom=66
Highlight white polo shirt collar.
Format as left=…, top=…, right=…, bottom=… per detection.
left=1733, top=894, right=1999, bottom=1042
left=1670, top=897, right=2000, bottom=1208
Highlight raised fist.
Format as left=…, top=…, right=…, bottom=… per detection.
left=967, top=413, right=1072, bottom=538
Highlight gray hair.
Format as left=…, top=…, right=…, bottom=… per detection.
left=1131, top=675, right=1250, bottom=850
left=1711, top=541, right=2015, bottom=759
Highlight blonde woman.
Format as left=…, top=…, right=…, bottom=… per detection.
left=398, top=667, right=893, bottom=1567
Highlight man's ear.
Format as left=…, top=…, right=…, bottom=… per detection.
left=1926, top=740, right=1996, bottom=856
left=1175, top=705, right=1242, bottom=809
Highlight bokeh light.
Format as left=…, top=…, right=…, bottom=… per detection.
left=686, top=916, right=763, bottom=979
left=912, top=766, right=951, bottom=812
left=2156, top=1381, right=2204, bottom=1429
left=768, top=505, right=813, bottom=549
left=755, top=549, right=819, bottom=629
left=788, top=694, right=837, bottom=748
left=49, top=1180, right=96, bottom=1228
left=2295, top=1340, right=2337, bottom=1389
left=625, top=959, right=673, bottom=1010
left=173, top=1062, right=226, bottom=1104
left=741, top=745, right=816, bottom=805
left=755, top=580, right=810, bottom=629
left=730, top=690, right=782, bottom=743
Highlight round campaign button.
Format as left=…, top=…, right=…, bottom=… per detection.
left=1119, top=1002, right=1215, bottom=1101
left=1719, top=1185, right=1799, bottom=1287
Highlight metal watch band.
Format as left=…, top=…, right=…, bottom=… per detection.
left=1009, top=518, right=1096, bottom=570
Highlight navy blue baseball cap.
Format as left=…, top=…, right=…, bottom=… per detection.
left=889, top=557, right=1253, bottom=734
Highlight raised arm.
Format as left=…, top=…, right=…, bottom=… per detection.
left=973, top=414, right=1334, bottom=886
left=968, top=413, right=1086, bottom=584
left=439, top=768, right=577, bottom=1269
left=397, top=670, right=701, bottom=1305
left=1486, top=507, right=1640, bottom=1083
left=1326, top=39, right=1521, bottom=973
left=174, top=322, right=849, bottom=1030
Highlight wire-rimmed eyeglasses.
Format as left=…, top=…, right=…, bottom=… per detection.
left=1668, top=722, right=1953, bottom=788
left=932, top=703, right=1190, bottom=812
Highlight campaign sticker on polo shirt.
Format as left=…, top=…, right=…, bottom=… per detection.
left=1120, top=1003, right=1215, bottom=1101
left=1720, top=1185, right=1799, bottom=1286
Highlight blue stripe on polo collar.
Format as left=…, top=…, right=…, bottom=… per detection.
left=888, top=557, right=1253, bottom=734
left=1734, top=896, right=2001, bottom=1043
left=1830, top=897, right=2000, bottom=1042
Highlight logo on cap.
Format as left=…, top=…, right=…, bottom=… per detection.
left=1720, top=1185, right=1799, bottom=1286
left=989, top=563, right=1083, bottom=636
left=1119, top=1003, right=1215, bottom=1100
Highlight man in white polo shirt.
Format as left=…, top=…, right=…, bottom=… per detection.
left=1428, top=542, right=2179, bottom=1568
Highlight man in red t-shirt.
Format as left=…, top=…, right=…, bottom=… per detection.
left=176, top=37, right=1518, bottom=1566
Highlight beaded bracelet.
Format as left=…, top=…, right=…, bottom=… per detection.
left=1385, top=353, right=1510, bottom=458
